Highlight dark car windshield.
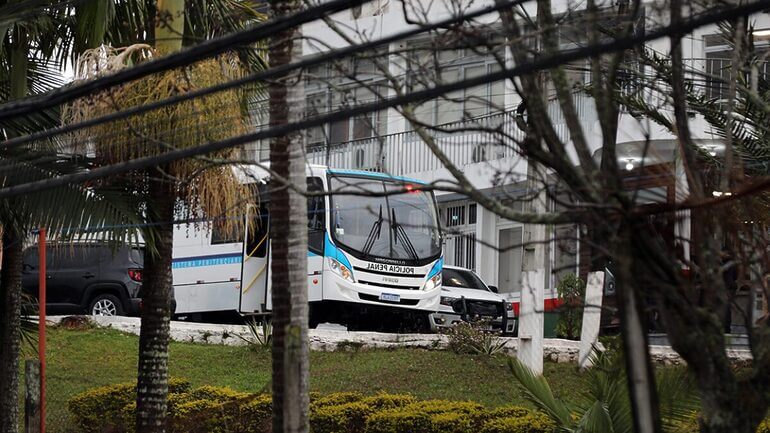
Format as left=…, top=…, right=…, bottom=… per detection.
left=330, top=175, right=441, bottom=263
left=442, top=268, right=489, bottom=291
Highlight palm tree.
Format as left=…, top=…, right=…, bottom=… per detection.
left=0, top=2, right=142, bottom=430
left=65, top=2, right=263, bottom=430
left=508, top=351, right=700, bottom=433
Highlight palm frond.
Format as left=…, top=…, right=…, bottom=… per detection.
left=508, top=357, right=575, bottom=430
left=576, top=400, right=614, bottom=433
left=656, top=368, right=700, bottom=429
left=0, top=147, right=143, bottom=243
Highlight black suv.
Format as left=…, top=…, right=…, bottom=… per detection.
left=22, top=243, right=144, bottom=316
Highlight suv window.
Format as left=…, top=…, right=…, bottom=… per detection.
left=47, top=246, right=106, bottom=269
left=442, top=268, right=489, bottom=291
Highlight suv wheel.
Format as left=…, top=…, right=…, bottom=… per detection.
left=89, top=294, right=124, bottom=316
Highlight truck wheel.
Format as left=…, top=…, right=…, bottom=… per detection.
left=89, top=294, right=124, bottom=316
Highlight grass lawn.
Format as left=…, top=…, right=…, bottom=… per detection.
left=34, top=326, right=587, bottom=432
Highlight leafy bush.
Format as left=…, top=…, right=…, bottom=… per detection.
left=67, top=378, right=190, bottom=433
left=554, top=273, right=585, bottom=340
left=360, top=393, right=417, bottom=409
left=757, top=419, right=770, bottom=433
left=70, top=384, right=561, bottom=433
left=480, top=413, right=556, bottom=433
left=312, top=401, right=376, bottom=433
left=366, top=408, right=433, bottom=433
left=310, top=391, right=365, bottom=408
left=239, top=317, right=272, bottom=350
left=445, top=321, right=507, bottom=356
left=486, top=406, right=532, bottom=420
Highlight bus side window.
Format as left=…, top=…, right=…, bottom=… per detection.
left=212, top=221, right=244, bottom=245
left=307, top=177, right=325, bottom=255
left=247, top=204, right=269, bottom=258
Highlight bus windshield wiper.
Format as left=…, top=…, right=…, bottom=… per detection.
left=361, top=204, right=383, bottom=255
left=391, top=209, right=419, bottom=260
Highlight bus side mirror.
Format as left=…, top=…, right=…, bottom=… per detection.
left=489, top=285, right=499, bottom=293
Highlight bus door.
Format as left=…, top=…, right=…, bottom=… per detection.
left=240, top=203, right=270, bottom=314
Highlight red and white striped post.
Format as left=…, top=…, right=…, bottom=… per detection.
left=37, top=228, right=46, bottom=433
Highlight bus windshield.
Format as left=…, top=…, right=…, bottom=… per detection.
left=330, top=175, right=441, bottom=264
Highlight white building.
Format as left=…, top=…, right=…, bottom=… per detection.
left=251, top=0, right=770, bottom=330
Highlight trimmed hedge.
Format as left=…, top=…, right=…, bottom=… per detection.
left=67, top=378, right=191, bottom=433
left=69, top=382, right=555, bottom=433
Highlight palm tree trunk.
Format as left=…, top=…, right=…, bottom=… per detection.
left=0, top=230, right=23, bottom=433
left=133, top=3, right=186, bottom=432
left=136, top=176, right=175, bottom=433
left=0, top=18, right=28, bottom=433
left=268, top=0, right=309, bottom=431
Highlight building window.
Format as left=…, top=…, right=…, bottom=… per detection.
left=468, top=204, right=477, bottom=225
left=441, top=202, right=479, bottom=271
left=703, top=34, right=769, bottom=101
left=445, top=204, right=465, bottom=227
left=305, top=56, right=387, bottom=150
left=406, top=43, right=506, bottom=126
left=444, top=231, right=476, bottom=271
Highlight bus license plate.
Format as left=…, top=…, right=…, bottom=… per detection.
left=379, top=293, right=400, bottom=302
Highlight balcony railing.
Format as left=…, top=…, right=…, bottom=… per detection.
left=306, top=92, right=597, bottom=176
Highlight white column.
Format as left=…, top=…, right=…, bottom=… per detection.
left=519, top=164, right=548, bottom=375
left=475, top=205, right=498, bottom=286
left=578, top=271, right=605, bottom=369
left=519, top=269, right=544, bottom=374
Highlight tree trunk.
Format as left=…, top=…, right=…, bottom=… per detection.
left=133, top=3, right=186, bottom=432
left=136, top=176, right=175, bottom=433
left=615, top=228, right=661, bottom=433
left=0, top=230, right=24, bottom=433
left=268, top=0, right=309, bottom=431
left=0, top=17, right=28, bottom=433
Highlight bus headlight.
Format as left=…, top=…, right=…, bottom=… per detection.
left=423, top=273, right=441, bottom=291
left=329, top=258, right=354, bottom=283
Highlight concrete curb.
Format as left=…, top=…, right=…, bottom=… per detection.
left=46, top=315, right=753, bottom=365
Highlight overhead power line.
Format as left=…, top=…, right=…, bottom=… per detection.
left=0, top=0, right=368, bottom=121
left=1, top=0, right=528, bottom=150
left=0, top=0, right=767, bottom=199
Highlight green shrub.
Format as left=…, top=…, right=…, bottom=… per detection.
left=365, top=408, right=433, bottom=433
left=360, top=393, right=417, bottom=409
left=480, top=413, right=557, bottom=433
left=239, top=394, right=273, bottom=431
left=67, top=378, right=190, bottom=433
left=311, top=391, right=365, bottom=408
left=311, top=401, right=375, bottom=433
left=554, top=274, right=585, bottom=340
left=758, top=419, right=770, bottom=433
left=430, top=412, right=474, bottom=433
left=445, top=321, right=489, bottom=354
left=486, top=406, right=532, bottom=419
left=309, top=393, right=414, bottom=433
left=187, top=385, right=252, bottom=402
left=70, top=384, right=558, bottom=433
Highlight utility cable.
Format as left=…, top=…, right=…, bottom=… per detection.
left=0, top=0, right=767, bottom=198
left=0, top=0, right=368, bottom=121
left=1, top=0, right=531, bottom=150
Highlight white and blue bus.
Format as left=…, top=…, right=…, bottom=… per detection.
left=171, top=164, right=444, bottom=329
